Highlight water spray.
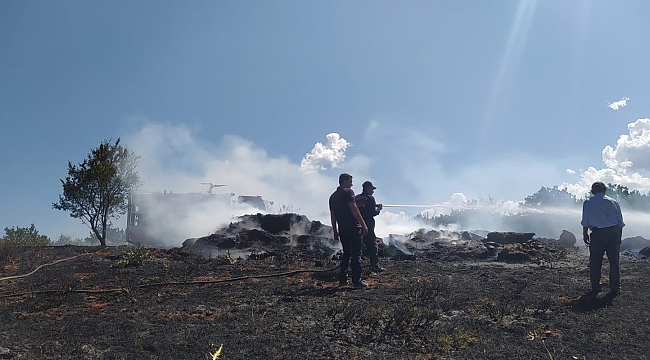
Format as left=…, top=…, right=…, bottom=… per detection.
left=382, top=204, right=448, bottom=208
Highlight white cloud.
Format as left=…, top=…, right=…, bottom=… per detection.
left=562, top=118, right=650, bottom=197
left=300, top=133, right=351, bottom=172
left=607, top=97, right=629, bottom=110
left=566, top=169, right=576, bottom=174
left=602, top=118, right=650, bottom=172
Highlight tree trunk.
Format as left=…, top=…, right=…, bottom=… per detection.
left=92, top=227, right=106, bottom=247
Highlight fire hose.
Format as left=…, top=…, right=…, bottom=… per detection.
left=0, top=254, right=341, bottom=298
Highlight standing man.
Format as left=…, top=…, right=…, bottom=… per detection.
left=329, top=173, right=368, bottom=289
left=581, top=181, right=625, bottom=296
left=355, top=181, right=384, bottom=272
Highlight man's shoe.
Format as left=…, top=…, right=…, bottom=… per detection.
left=353, top=281, right=368, bottom=289
left=338, top=281, right=347, bottom=287
left=372, top=265, right=385, bottom=272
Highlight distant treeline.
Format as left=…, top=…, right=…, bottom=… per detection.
left=520, top=183, right=650, bottom=211
left=415, top=183, right=650, bottom=238
left=1, top=225, right=126, bottom=247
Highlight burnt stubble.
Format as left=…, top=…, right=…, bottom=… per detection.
left=0, top=243, right=648, bottom=359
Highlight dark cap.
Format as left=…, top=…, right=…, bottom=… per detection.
left=362, top=181, right=376, bottom=189
left=591, top=181, right=606, bottom=193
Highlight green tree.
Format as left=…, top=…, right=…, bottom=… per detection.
left=83, top=226, right=126, bottom=246
left=523, top=186, right=581, bottom=208
left=605, top=183, right=650, bottom=211
left=53, top=139, right=141, bottom=246
left=2, top=224, right=51, bottom=246
left=54, top=234, right=89, bottom=246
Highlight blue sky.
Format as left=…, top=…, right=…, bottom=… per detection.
left=2, top=0, right=650, bottom=240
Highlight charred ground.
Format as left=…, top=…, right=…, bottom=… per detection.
left=1, top=214, right=649, bottom=360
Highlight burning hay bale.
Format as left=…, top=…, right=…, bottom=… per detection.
left=382, top=234, right=416, bottom=260
left=462, top=231, right=485, bottom=241
left=639, top=246, right=650, bottom=260
left=558, top=230, right=577, bottom=248
left=257, top=213, right=295, bottom=234
left=455, top=241, right=493, bottom=259
left=182, top=213, right=338, bottom=259
left=485, top=232, right=535, bottom=245
left=496, top=239, right=563, bottom=263
left=621, top=236, right=650, bottom=252
left=421, top=240, right=496, bottom=261
left=482, top=242, right=502, bottom=258
left=178, top=215, right=568, bottom=264
left=379, top=230, right=569, bottom=263
left=497, top=242, right=537, bottom=262
left=197, top=229, right=290, bottom=250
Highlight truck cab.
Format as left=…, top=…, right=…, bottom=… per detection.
left=237, top=195, right=273, bottom=211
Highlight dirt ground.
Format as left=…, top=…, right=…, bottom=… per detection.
left=1, top=241, right=649, bottom=360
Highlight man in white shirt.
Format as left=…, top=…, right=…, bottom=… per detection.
left=581, top=181, right=625, bottom=295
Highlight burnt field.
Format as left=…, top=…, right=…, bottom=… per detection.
left=1, top=239, right=649, bottom=359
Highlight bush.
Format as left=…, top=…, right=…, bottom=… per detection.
left=54, top=234, right=88, bottom=246
left=213, top=254, right=235, bottom=265
left=2, top=224, right=51, bottom=246
left=111, top=246, right=151, bottom=267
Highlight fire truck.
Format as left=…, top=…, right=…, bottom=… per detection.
left=126, top=184, right=273, bottom=246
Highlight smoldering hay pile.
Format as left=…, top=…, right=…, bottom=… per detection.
left=179, top=213, right=590, bottom=263
left=182, top=213, right=338, bottom=260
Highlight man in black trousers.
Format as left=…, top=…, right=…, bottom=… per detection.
left=355, top=181, right=384, bottom=272
left=581, top=181, right=625, bottom=296
left=329, top=173, right=368, bottom=288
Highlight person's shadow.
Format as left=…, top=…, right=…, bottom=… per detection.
left=571, top=290, right=618, bottom=312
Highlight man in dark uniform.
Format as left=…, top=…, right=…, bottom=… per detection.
left=329, top=173, right=368, bottom=288
left=355, top=181, right=384, bottom=272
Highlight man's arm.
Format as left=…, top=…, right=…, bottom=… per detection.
left=348, top=202, right=368, bottom=236
left=616, top=202, right=625, bottom=238
left=330, top=211, right=339, bottom=241
left=370, top=196, right=381, bottom=217
left=581, top=201, right=590, bottom=245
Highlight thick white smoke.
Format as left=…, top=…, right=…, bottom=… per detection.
left=120, top=117, right=650, bottom=248
left=122, top=123, right=497, bottom=246
left=123, top=123, right=343, bottom=246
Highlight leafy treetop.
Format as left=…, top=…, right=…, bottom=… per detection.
left=52, top=138, right=141, bottom=246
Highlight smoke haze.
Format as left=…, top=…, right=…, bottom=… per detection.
left=122, top=118, right=650, bottom=247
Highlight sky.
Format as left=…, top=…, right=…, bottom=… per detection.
left=3, top=0, right=650, bottom=242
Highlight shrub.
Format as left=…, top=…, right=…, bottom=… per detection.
left=2, top=224, right=51, bottom=246
left=435, top=329, right=478, bottom=352
left=112, top=246, right=151, bottom=267
left=213, top=254, right=235, bottom=265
